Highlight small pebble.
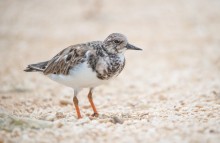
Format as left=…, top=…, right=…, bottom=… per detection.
left=110, top=116, right=124, bottom=124
left=56, top=112, right=65, bottom=119
left=59, top=98, right=72, bottom=106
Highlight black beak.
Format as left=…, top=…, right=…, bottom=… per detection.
left=126, top=43, right=142, bottom=50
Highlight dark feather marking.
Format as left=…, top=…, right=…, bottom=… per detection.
left=66, top=54, right=72, bottom=62
left=96, top=55, right=125, bottom=80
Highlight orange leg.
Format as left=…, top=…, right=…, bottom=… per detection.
left=88, top=89, right=99, bottom=117
left=73, top=96, right=82, bottom=119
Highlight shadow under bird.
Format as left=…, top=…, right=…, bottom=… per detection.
left=24, top=33, right=142, bottom=119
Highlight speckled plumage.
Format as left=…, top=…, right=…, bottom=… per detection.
left=25, top=41, right=126, bottom=80
left=24, top=33, right=142, bottom=118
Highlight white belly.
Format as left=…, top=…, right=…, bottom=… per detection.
left=47, top=62, right=108, bottom=88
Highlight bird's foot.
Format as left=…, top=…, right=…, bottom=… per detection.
left=91, top=113, right=99, bottom=117
left=77, top=115, right=82, bottom=119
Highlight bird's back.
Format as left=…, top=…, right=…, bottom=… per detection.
left=24, top=41, right=102, bottom=74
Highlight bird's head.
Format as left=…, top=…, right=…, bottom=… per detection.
left=103, top=33, right=142, bottom=54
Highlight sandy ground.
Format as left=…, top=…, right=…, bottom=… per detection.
left=0, top=0, right=220, bottom=143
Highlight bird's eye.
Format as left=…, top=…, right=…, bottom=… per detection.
left=114, top=40, right=120, bottom=44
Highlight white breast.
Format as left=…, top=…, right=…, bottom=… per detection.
left=47, top=62, right=108, bottom=88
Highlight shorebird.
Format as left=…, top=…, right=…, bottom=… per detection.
left=24, top=33, right=142, bottom=119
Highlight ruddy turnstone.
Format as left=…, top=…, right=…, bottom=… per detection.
left=24, top=33, right=142, bottom=119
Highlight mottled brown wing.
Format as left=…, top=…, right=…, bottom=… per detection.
left=43, top=45, right=90, bottom=75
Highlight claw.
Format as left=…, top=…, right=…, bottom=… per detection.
left=91, top=113, right=99, bottom=117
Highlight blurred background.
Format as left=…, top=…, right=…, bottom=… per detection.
left=0, top=0, right=220, bottom=143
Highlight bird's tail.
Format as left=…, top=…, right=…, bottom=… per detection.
left=24, top=61, right=49, bottom=72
